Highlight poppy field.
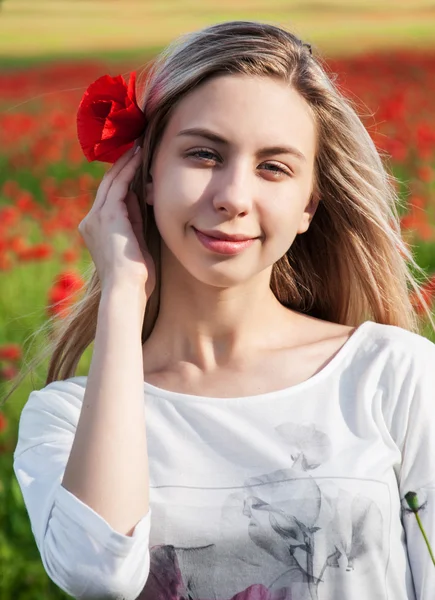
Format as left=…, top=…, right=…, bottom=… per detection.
left=0, top=46, right=435, bottom=597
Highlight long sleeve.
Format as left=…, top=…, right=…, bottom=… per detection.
left=394, top=335, right=435, bottom=599
left=13, top=377, right=152, bottom=600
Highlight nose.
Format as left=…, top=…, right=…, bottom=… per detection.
left=212, top=162, right=253, bottom=217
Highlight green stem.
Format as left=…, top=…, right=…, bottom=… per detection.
left=415, top=513, right=435, bottom=567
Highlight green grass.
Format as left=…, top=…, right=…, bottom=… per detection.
left=1, top=0, right=435, bottom=62
left=0, top=242, right=93, bottom=408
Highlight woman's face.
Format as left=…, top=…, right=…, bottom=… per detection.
left=147, top=74, right=318, bottom=288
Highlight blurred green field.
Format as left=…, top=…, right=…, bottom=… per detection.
left=1, top=2, right=435, bottom=598
left=1, top=0, right=435, bottom=63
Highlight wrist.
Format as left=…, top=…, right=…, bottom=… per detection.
left=100, top=282, right=148, bottom=312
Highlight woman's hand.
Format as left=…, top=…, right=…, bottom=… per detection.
left=78, top=146, right=156, bottom=299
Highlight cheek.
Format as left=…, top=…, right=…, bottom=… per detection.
left=153, top=165, right=212, bottom=221
left=151, top=180, right=198, bottom=248
left=260, top=193, right=301, bottom=236
left=259, top=194, right=306, bottom=258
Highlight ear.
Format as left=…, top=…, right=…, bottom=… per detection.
left=297, top=192, right=320, bottom=235
left=145, top=175, right=154, bottom=206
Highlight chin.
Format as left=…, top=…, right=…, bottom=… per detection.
left=188, top=263, right=255, bottom=288
left=161, top=236, right=274, bottom=289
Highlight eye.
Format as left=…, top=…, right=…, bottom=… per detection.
left=185, top=149, right=220, bottom=163
left=260, top=162, right=292, bottom=178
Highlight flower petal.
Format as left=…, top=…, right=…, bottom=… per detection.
left=76, top=72, right=146, bottom=163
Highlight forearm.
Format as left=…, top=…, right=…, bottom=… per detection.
left=62, top=284, right=149, bottom=537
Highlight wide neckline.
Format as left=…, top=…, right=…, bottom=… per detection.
left=141, top=320, right=374, bottom=403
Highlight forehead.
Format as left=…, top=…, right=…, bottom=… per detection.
left=163, top=74, right=317, bottom=154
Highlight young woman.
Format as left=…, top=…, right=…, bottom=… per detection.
left=11, top=20, right=435, bottom=600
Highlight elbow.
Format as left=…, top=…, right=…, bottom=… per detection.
left=42, top=546, right=151, bottom=600
left=39, top=526, right=150, bottom=600
left=78, top=557, right=151, bottom=600
left=30, top=486, right=152, bottom=599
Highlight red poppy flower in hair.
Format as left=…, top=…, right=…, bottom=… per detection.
left=77, top=71, right=147, bottom=163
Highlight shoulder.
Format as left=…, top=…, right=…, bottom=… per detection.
left=302, top=315, right=434, bottom=369
left=351, top=321, right=435, bottom=397
left=359, top=321, right=435, bottom=364
left=360, top=323, right=435, bottom=461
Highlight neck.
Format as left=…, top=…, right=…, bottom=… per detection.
left=146, top=250, right=297, bottom=371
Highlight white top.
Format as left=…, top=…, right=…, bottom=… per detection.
left=13, top=320, right=435, bottom=600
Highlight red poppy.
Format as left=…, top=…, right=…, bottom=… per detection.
left=47, top=286, right=73, bottom=318
left=46, top=270, right=84, bottom=318
left=77, top=71, right=146, bottom=163
left=61, top=248, right=79, bottom=263
left=1, top=180, right=20, bottom=199
left=0, top=412, right=8, bottom=432
left=31, top=243, right=53, bottom=260
left=0, top=344, right=21, bottom=362
left=418, top=165, right=434, bottom=183
left=8, top=235, right=27, bottom=254
left=16, top=190, right=36, bottom=212
left=410, top=274, right=435, bottom=315
left=17, top=243, right=53, bottom=262
left=0, top=366, right=18, bottom=383
left=54, top=270, right=84, bottom=292
left=0, top=206, right=19, bottom=227
left=0, top=255, right=12, bottom=271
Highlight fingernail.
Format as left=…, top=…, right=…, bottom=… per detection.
left=134, top=146, right=141, bottom=155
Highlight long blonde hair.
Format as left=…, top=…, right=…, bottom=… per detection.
left=2, top=20, right=434, bottom=404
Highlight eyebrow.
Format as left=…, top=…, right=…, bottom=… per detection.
left=176, top=127, right=307, bottom=163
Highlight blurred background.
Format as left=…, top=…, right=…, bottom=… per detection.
left=0, top=1, right=435, bottom=598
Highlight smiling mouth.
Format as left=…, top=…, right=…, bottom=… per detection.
left=194, top=228, right=258, bottom=242
left=193, top=227, right=258, bottom=255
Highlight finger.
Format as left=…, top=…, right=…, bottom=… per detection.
left=103, top=151, right=142, bottom=212
left=125, top=190, right=143, bottom=226
left=93, top=145, right=140, bottom=211
left=125, top=191, right=146, bottom=243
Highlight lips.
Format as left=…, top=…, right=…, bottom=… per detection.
left=194, top=228, right=257, bottom=242
left=193, top=228, right=258, bottom=255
